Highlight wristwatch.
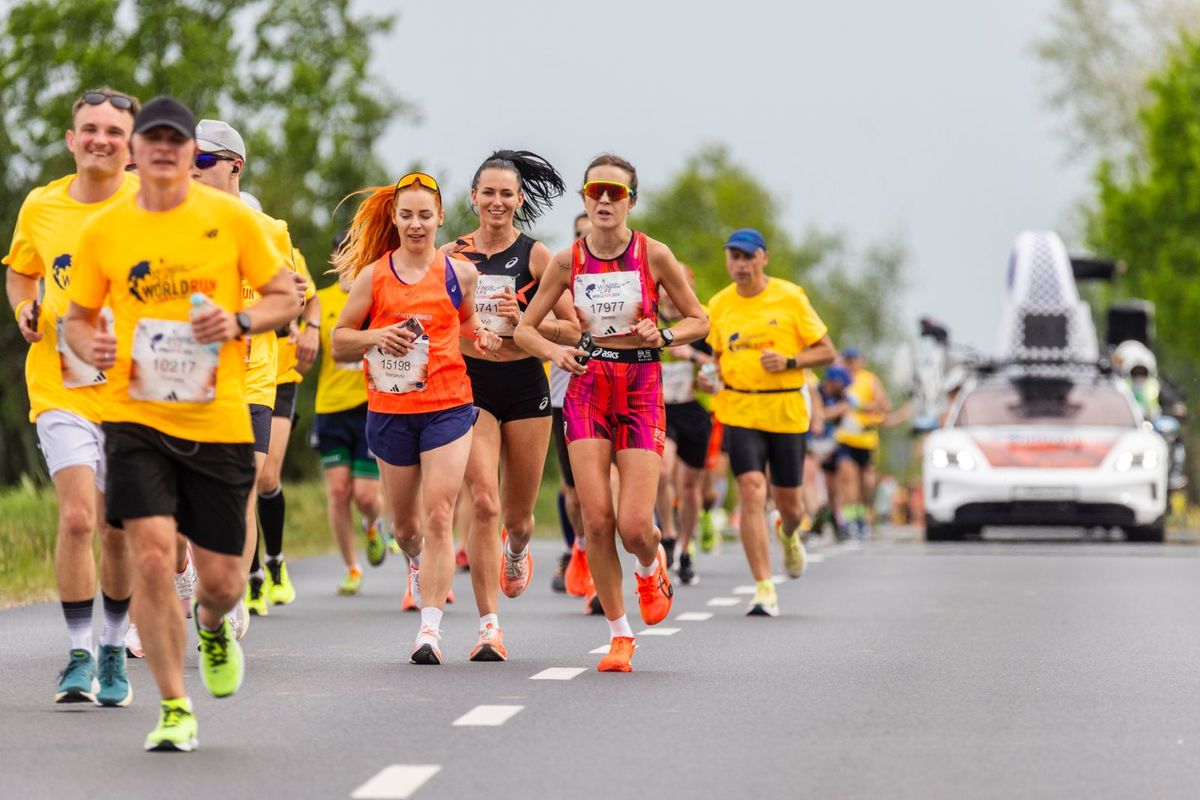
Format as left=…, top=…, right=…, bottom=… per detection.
left=659, top=328, right=675, bottom=347
left=236, top=312, right=252, bottom=336
left=785, top=356, right=798, bottom=370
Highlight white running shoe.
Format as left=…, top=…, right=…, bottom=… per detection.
left=125, top=623, right=144, bottom=659
left=175, top=549, right=197, bottom=619
left=410, top=624, right=442, bottom=665
left=224, top=598, right=250, bottom=641
left=407, top=559, right=422, bottom=610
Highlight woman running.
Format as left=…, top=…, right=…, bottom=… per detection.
left=442, top=150, right=580, bottom=662
left=332, top=172, right=501, bottom=665
left=514, top=154, right=708, bottom=672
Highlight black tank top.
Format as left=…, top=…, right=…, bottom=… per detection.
left=448, top=232, right=538, bottom=311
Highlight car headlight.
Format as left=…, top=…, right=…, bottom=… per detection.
left=1114, top=449, right=1160, bottom=472
left=932, top=447, right=977, bottom=471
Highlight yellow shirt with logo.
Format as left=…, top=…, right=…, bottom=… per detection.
left=70, top=182, right=283, bottom=443
left=241, top=211, right=297, bottom=407
left=314, top=282, right=367, bottom=414
left=707, top=277, right=828, bottom=433
left=3, top=173, right=139, bottom=423
left=275, top=248, right=316, bottom=385
left=835, top=368, right=885, bottom=450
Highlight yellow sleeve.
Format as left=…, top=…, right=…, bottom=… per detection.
left=237, top=207, right=285, bottom=291
left=294, top=249, right=316, bottom=300
left=706, top=295, right=723, bottom=355
left=69, top=221, right=110, bottom=309
left=792, top=289, right=828, bottom=347
left=3, top=192, right=45, bottom=278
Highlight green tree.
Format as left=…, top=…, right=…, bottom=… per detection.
left=0, top=0, right=406, bottom=484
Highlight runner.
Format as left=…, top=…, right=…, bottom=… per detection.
left=312, top=232, right=384, bottom=595
left=331, top=172, right=501, bottom=665
left=64, top=96, right=300, bottom=750
left=833, top=348, right=890, bottom=538
left=4, top=88, right=139, bottom=707
left=814, top=366, right=850, bottom=538
left=514, top=154, right=708, bottom=672
left=442, top=150, right=578, bottom=661
left=704, top=228, right=836, bottom=617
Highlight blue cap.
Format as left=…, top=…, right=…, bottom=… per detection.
left=843, top=347, right=862, bottom=360
left=825, top=366, right=851, bottom=385
left=725, top=228, right=767, bottom=255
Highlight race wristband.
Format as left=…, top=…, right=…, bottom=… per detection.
left=14, top=299, right=31, bottom=323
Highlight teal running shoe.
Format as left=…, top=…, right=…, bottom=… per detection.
left=144, top=698, right=198, bottom=752
left=54, top=649, right=97, bottom=704
left=96, top=644, right=132, bottom=707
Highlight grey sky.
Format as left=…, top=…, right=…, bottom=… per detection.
left=364, top=0, right=1089, bottom=351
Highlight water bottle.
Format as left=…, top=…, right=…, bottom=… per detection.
left=700, top=362, right=721, bottom=391
left=189, top=293, right=223, bottom=356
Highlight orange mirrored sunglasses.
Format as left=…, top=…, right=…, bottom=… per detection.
left=581, top=180, right=635, bottom=202
left=394, top=172, right=441, bottom=199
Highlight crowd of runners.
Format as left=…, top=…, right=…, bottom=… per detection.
left=4, top=89, right=893, bottom=752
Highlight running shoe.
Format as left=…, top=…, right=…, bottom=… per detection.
left=677, top=551, right=698, bottom=586
left=54, top=649, right=98, bottom=704
left=597, top=636, right=635, bottom=672
left=266, top=559, right=296, bottom=605
left=338, top=567, right=363, bottom=596
left=455, top=546, right=470, bottom=572
left=144, top=698, right=197, bottom=752
left=662, top=537, right=677, bottom=571
left=175, top=550, right=196, bottom=619
left=776, top=516, right=807, bottom=579
left=447, top=588, right=456, bottom=604
left=551, top=551, right=570, bottom=593
left=125, top=623, right=145, bottom=659
left=500, top=533, right=533, bottom=598
left=746, top=585, right=780, bottom=617
left=584, top=592, right=604, bottom=615
left=469, top=623, right=507, bottom=662
left=194, top=604, right=244, bottom=698
left=365, top=524, right=387, bottom=567
left=564, top=542, right=594, bottom=597
left=245, top=575, right=269, bottom=617
left=634, top=544, right=674, bottom=626
left=225, top=598, right=250, bottom=640
left=699, top=510, right=716, bottom=553
left=410, top=624, right=442, bottom=665
left=406, top=560, right=422, bottom=610
left=96, top=644, right=132, bottom=707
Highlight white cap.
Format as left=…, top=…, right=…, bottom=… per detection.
left=195, top=119, right=246, bottom=160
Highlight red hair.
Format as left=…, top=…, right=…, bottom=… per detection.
left=333, top=186, right=399, bottom=280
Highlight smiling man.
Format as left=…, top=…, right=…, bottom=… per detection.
left=4, top=88, right=141, bottom=710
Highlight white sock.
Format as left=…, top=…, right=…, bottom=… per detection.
left=408, top=554, right=421, bottom=569
left=607, top=614, right=633, bottom=638
left=479, top=613, right=499, bottom=630
left=635, top=554, right=659, bottom=578
left=420, top=606, right=443, bottom=633
left=267, top=554, right=284, bottom=565
left=505, top=539, right=527, bottom=559
left=576, top=534, right=586, bottom=552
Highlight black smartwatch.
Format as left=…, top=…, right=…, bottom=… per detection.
left=236, top=312, right=252, bottom=336
left=659, top=328, right=675, bottom=347
left=785, top=356, right=798, bottom=370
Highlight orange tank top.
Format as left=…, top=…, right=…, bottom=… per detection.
left=364, top=250, right=472, bottom=415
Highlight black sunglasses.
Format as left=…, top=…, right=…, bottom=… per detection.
left=80, top=91, right=135, bottom=111
left=194, top=153, right=237, bottom=170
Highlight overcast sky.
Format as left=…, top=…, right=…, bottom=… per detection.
left=362, top=0, right=1091, bottom=352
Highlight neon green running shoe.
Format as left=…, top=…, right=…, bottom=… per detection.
left=244, top=575, right=268, bottom=617
left=775, top=513, right=807, bottom=579
left=365, top=525, right=387, bottom=567
left=193, top=604, right=244, bottom=698
left=338, top=567, right=363, bottom=596
left=266, top=559, right=296, bottom=605
left=144, top=698, right=198, bottom=752
left=699, top=510, right=716, bottom=553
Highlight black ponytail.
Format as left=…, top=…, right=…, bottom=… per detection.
left=471, top=149, right=565, bottom=227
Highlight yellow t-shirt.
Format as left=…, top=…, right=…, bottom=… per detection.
left=241, top=211, right=296, bottom=407
left=835, top=368, right=885, bottom=450
left=706, top=277, right=828, bottom=433
left=275, top=248, right=316, bottom=385
left=314, top=282, right=367, bottom=414
left=3, top=173, right=139, bottom=423
left=70, top=182, right=283, bottom=443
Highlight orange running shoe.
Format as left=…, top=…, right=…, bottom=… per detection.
left=564, top=542, right=594, bottom=597
left=447, top=588, right=455, bottom=604
left=583, top=592, right=604, bottom=615
left=500, top=530, right=533, bottom=598
left=597, top=636, right=635, bottom=672
left=469, top=623, right=507, bottom=662
left=635, top=544, right=673, bottom=625
left=455, top=546, right=470, bottom=572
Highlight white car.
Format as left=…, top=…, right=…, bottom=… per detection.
left=924, top=365, right=1168, bottom=541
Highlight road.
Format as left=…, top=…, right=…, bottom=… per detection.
left=3, top=528, right=1200, bottom=799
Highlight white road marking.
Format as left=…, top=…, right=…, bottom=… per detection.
left=676, top=612, right=714, bottom=621
left=807, top=554, right=825, bottom=563
left=452, top=705, right=524, bottom=727
left=771, top=575, right=789, bottom=584
left=733, top=586, right=757, bottom=595
left=636, top=627, right=681, bottom=636
left=351, top=765, right=441, bottom=799
left=706, top=597, right=740, bottom=607
left=530, top=667, right=586, bottom=681
left=589, top=644, right=610, bottom=654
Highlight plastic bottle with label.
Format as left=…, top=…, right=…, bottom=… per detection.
left=189, top=293, right=223, bottom=356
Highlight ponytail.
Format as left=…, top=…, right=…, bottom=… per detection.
left=332, top=186, right=400, bottom=281
left=471, top=149, right=565, bottom=227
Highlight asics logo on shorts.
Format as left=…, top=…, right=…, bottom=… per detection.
left=539, top=397, right=549, bottom=411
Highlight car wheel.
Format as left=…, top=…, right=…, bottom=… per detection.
left=1123, top=522, right=1165, bottom=543
left=925, top=520, right=966, bottom=541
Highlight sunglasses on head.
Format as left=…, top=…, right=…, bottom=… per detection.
left=80, top=91, right=135, bottom=111
left=395, top=172, right=441, bottom=198
left=581, top=181, right=635, bottom=202
left=195, top=153, right=237, bottom=170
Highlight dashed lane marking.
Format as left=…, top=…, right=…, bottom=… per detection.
left=589, top=644, right=610, bottom=654
left=530, top=667, right=586, bottom=680
left=452, top=705, right=524, bottom=727
left=351, top=765, right=441, bottom=799
left=706, top=597, right=740, bottom=607
left=733, top=586, right=756, bottom=595
left=636, top=627, right=681, bottom=636
left=675, top=612, right=714, bottom=621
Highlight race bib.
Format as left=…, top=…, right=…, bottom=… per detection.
left=129, top=318, right=219, bottom=403
left=662, top=360, right=696, bottom=405
left=575, top=271, right=642, bottom=337
left=476, top=274, right=517, bottom=336
left=56, top=309, right=110, bottom=389
left=365, top=337, right=430, bottom=394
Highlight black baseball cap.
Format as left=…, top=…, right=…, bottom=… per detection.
left=133, top=96, right=197, bottom=138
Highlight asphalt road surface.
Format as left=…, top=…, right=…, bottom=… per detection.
left=3, top=527, right=1200, bottom=799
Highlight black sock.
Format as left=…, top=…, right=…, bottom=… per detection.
left=557, top=490, right=575, bottom=548
left=250, top=537, right=262, bottom=574
left=258, top=486, right=286, bottom=558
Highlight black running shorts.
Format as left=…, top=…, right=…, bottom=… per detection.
left=665, top=400, right=713, bottom=471
left=723, top=425, right=807, bottom=488
left=465, top=355, right=551, bottom=423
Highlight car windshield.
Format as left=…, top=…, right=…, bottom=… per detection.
left=954, top=379, right=1137, bottom=428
